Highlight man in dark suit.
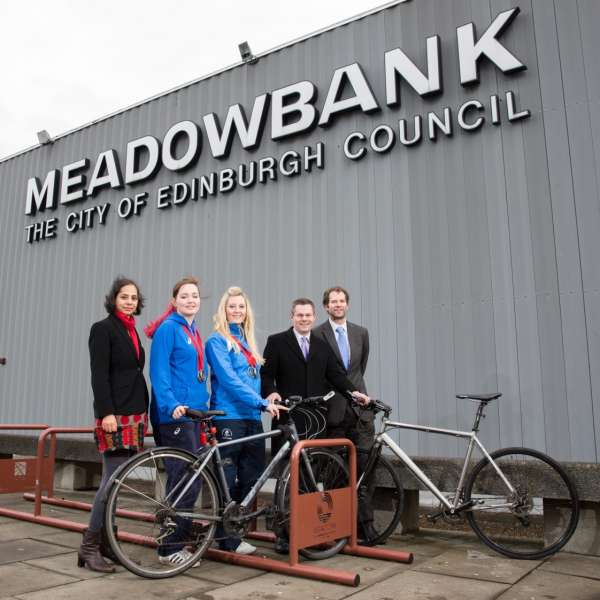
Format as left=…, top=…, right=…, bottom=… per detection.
left=261, top=297, right=370, bottom=551
left=261, top=298, right=368, bottom=422
left=313, top=286, right=377, bottom=544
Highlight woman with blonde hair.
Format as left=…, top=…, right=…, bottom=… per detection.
left=205, top=286, right=281, bottom=554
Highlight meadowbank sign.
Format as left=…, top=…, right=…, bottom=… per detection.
left=24, top=7, right=530, bottom=244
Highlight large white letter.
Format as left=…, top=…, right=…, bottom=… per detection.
left=61, top=159, right=89, bottom=204
left=125, top=136, right=160, bottom=184
left=271, top=81, right=318, bottom=140
left=385, top=36, right=442, bottom=106
left=162, top=120, right=201, bottom=171
left=25, top=169, right=59, bottom=215
left=457, top=7, right=525, bottom=85
left=87, top=150, right=123, bottom=196
left=319, top=63, right=379, bottom=126
left=203, top=94, right=269, bottom=159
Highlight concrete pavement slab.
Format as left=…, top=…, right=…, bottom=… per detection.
left=346, top=569, right=508, bottom=600
left=0, top=516, right=15, bottom=524
left=14, top=571, right=216, bottom=600
left=0, top=538, right=72, bottom=565
left=0, top=562, right=77, bottom=597
left=388, top=532, right=479, bottom=557
left=25, top=551, right=106, bottom=579
left=0, top=522, right=62, bottom=541
left=496, top=570, right=600, bottom=600
left=192, top=572, right=355, bottom=600
left=539, top=551, right=600, bottom=580
left=29, top=530, right=82, bottom=550
left=184, top=559, right=264, bottom=585
left=413, top=547, right=540, bottom=584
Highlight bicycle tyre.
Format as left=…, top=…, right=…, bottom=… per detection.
left=104, top=447, right=221, bottom=578
left=465, top=447, right=579, bottom=560
left=275, top=448, right=349, bottom=560
left=357, top=450, right=404, bottom=545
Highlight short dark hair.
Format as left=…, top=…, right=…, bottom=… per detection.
left=322, top=286, right=349, bottom=306
left=291, top=297, right=315, bottom=315
left=104, top=276, right=145, bottom=315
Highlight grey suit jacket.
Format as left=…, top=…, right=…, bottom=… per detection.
left=313, top=320, right=369, bottom=394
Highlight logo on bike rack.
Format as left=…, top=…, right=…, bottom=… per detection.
left=220, top=428, right=233, bottom=440
left=317, top=492, right=333, bottom=523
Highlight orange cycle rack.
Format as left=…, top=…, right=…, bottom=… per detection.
left=0, top=428, right=413, bottom=586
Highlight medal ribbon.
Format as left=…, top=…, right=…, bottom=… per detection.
left=181, top=325, right=204, bottom=377
left=233, top=338, right=257, bottom=368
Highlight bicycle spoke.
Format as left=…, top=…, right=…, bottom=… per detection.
left=105, top=449, right=220, bottom=578
left=465, top=448, right=579, bottom=559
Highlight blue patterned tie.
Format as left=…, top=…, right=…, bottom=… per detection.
left=336, top=327, right=350, bottom=370
left=300, top=336, right=309, bottom=360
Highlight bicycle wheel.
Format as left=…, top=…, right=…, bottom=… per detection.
left=465, top=447, right=579, bottom=559
left=104, top=447, right=221, bottom=578
left=275, top=448, right=349, bottom=560
left=357, top=450, right=404, bottom=545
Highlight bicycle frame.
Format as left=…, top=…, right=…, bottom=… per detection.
left=371, top=418, right=517, bottom=513
left=166, top=420, right=319, bottom=522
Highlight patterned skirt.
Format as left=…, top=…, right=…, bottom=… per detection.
left=94, top=413, right=148, bottom=453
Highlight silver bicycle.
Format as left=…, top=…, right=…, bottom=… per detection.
left=102, top=393, right=349, bottom=578
left=356, top=393, right=580, bottom=559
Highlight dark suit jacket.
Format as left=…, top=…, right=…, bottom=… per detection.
left=261, top=327, right=355, bottom=426
left=89, top=314, right=149, bottom=419
left=312, top=320, right=369, bottom=394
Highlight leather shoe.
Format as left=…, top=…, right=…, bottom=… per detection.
left=274, top=537, right=289, bottom=555
left=358, top=522, right=379, bottom=546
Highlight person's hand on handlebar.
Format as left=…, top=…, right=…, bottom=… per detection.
left=351, top=391, right=371, bottom=406
left=172, top=405, right=188, bottom=419
left=264, top=402, right=288, bottom=419
left=266, top=392, right=282, bottom=404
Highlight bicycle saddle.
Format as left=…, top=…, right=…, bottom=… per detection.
left=456, top=393, right=502, bottom=402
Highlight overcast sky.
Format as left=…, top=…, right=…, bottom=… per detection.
left=0, top=0, right=389, bottom=159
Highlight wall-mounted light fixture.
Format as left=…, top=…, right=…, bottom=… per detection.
left=37, top=130, right=54, bottom=145
left=238, top=41, right=257, bottom=64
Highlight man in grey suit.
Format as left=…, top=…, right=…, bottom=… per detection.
left=313, top=286, right=378, bottom=544
left=313, top=286, right=369, bottom=394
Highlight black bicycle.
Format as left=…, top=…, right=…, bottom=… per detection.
left=354, top=393, right=580, bottom=559
left=103, top=393, right=349, bottom=578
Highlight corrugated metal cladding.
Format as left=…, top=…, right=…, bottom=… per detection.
left=0, top=0, right=599, bottom=462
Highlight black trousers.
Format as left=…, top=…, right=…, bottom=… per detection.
left=156, top=421, right=203, bottom=556
left=327, top=407, right=375, bottom=526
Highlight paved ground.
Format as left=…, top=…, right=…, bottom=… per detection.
left=0, top=492, right=599, bottom=600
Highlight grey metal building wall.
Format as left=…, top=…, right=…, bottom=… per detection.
left=0, top=0, right=598, bottom=462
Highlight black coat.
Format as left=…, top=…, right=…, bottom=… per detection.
left=261, top=327, right=355, bottom=426
left=89, top=314, right=149, bottom=419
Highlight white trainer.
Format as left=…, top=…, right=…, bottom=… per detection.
left=234, top=540, right=257, bottom=555
left=158, top=548, right=201, bottom=567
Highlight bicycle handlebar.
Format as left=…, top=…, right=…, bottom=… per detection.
left=351, top=397, right=392, bottom=415
left=279, top=390, right=335, bottom=410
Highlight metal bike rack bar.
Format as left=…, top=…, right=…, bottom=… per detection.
left=290, top=439, right=413, bottom=564
left=0, top=424, right=52, bottom=495
left=3, top=428, right=411, bottom=587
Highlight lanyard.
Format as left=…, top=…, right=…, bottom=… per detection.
left=233, top=337, right=257, bottom=368
left=181, top=324, right=205, bottom=381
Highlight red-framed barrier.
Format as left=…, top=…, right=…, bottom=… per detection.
left=1, top=427, right=413, bottom=587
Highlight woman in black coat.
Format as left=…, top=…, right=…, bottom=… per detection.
left=78, top=277, right=149, bottom=572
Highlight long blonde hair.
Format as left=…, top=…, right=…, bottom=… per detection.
left=213, top=286, right=264, bottom=365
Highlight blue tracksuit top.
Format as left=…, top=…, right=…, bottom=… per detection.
left=149, top=312, right=210, bottom=426
left=205, top=323, right=267, bottom=421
